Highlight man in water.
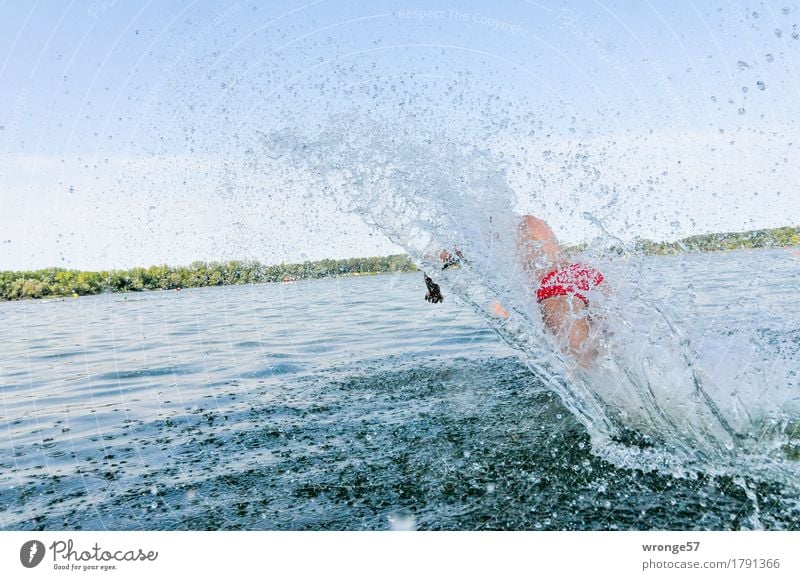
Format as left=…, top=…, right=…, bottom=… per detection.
left=424, top=215, right=605, bottom=364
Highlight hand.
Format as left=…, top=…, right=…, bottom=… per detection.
left=424, top=275, right=443, bottom=303
left=489, top=299, right=509, bottom=319
left=439, top=247, right=463, bottom=270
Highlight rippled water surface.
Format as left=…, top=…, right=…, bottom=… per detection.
left=1, top=249, right=799, bottom=530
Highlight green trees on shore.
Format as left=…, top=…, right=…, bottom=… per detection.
left=1, top=225, right=798, bottom=302
left=0, top=255, right=418, bottom=301
left=631, top=225, right=800, bottom=255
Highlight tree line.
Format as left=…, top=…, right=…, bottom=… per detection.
left=630, top=225, right=800, bottom=255
left=1, top=225, right=797, bottom=301
left=0, top=255, right=418, bottom=301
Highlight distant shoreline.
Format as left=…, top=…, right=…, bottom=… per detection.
left=0, top=255, right=419, bottom=302
left=1, top=225, right=797, bottom=302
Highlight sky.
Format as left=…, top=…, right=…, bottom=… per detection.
left=1, top=0, right=800, bottom=270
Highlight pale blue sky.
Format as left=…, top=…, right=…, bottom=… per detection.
left=2, top=1, right=799, bottom=269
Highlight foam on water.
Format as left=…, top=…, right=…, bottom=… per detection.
left=260, top=123, right=800, bottom=482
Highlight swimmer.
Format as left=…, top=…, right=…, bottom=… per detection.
left=517, top=215, right=606, bottom=364
left=424, top=215, right=606, bottom=364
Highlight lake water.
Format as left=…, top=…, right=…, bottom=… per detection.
left=1, top=248, right=799, bottom=530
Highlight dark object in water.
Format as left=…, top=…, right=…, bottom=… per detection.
left=424, top=248, right=463, bottom=303
left=424, top=274, right=443, bottom=303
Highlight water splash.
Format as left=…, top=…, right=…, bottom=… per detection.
left=258, top=121, right=800, bottom=483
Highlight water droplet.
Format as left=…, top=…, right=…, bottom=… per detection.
left=757, top=80, right=766, bottom=90
left=387, top=513, right=416, bottom=531
left=752, top=11, right=760, bottom=18
left=710, top=95, right=717, bottom=102
left=741, top=86, right=749, bottom=93
left=737, top=60, right=750, bottom=70
left=738, top=107, right=746, bottom=115
left=766, top=53, right=774, bottom=62
left=68, top=185, right=75, bottom=194
left=775, top=28, right=783, bottom=37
